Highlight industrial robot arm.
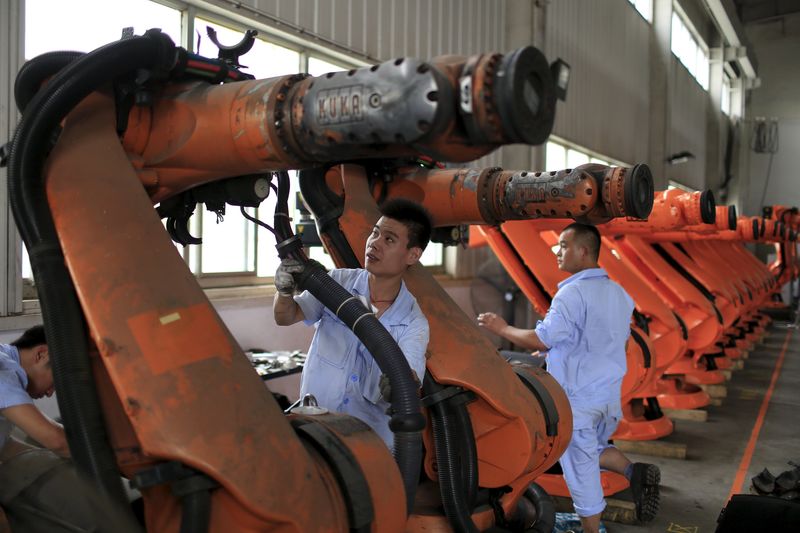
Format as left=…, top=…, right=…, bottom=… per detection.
left=5, top=27, right=641, bottom=533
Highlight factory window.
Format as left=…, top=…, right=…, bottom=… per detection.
left=21, top=0, right=183, bottom=289
left=18, top=0, right=442, bottom=298
left=721, top=73, right=732, bottom=115
left=545, top=138, right=625, bottom=171
left=670, top=6, right=710, bottom=90
left=24, top=0, right=182, bottom=59
left=627, top=0, right=653, bottom=23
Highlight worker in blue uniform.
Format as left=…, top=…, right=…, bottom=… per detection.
left=0, top=325, right=135, bottom=531
left=273, top=199, right=431, bottom=450
left=478, top=222, right=660, bottom=532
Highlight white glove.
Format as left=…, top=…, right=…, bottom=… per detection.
left=274, top=258, right=305, bottom=296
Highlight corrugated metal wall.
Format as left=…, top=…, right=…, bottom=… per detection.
left=234, top=0, right=507, bottom=60
left=545, top=0, right=651, bottom=166
left=668, top=58, right=709, bottom=190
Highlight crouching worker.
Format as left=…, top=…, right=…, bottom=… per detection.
left=273, top=199, right=432, bottom=450
left=0, top=325, right=137, bottom=532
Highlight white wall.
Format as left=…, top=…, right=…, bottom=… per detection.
left=743, top=13, right=800, bottom=216
left=0, top=281, right=475, bottom=350
left=1, top=281, right=477, bottom=411
left=667, top=57, right=709, bottom=191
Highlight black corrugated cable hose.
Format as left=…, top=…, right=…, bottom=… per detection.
left=14, top=50, right=85, bottom=113
left=422, top=377, right=479, bottom=533
left=7, top=31, right=182, bottom=532
left=519, top=483, right=556, bottom=532
left=453, top=402, right=479, bottom=509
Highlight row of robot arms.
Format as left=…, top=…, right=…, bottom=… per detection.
left=6, top=29, right=659, bottom=532
left=470, top=188, right=799, bottom=500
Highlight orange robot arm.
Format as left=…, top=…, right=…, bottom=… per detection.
left=7, top=31, right=576, bottom=532
left=370, top=162, right=653, bottom=227
left=121, top=45, right=557, bottom=204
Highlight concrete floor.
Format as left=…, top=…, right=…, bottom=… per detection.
left=602, top=323, right=800, bottom=533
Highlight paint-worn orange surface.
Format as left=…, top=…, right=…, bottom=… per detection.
left=46, top=94, right=405, bottom=532
left=45, top=95, right=580, bottom=530
left=121, top=49, right=547, bottom=205
left=377, top=164, right=641, bottom=227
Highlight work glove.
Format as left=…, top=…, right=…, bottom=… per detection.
left=274, top=258, right=305, bottom=296
left=275, top=258, right=327, bottom=296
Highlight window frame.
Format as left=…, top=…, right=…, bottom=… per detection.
left=545, top=135, right=631, bottom=170
left=12, top=0, right=447, bottom=309
left=670, top=2, right=710, bottom=91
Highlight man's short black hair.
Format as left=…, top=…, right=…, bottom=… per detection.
left=11, top=325, right=47, bottom=349
left=563, top=222, right=601, bottom=261
left=379, top=199, right=433, bottom=251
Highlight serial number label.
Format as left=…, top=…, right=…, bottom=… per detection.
left=316, top=85, right=364, bottom=125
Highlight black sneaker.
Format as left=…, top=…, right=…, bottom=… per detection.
left=630, top=462, right=660, bottom=522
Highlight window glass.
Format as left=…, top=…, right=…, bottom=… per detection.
left=420, top=242, right=443, bottom=267
left=627, top=0, right=653, bottom=23
left=721, top=75, right=731, bottom=115
left=22, top=0, right=181, bottom=286
left=25, top=0, right=182, bottom=58
left=546, top=142, right=566, bottom=170
left=21, top=248, right=31, bottom=280
left=566, top=149, right=590, bottom=169
left=547, top=139, right=624, bottom=171
left=308, top=56, right=348, bottom=76
left=668, top=180, right=696, bottom=192
left=671, top=9, right=709, bottom=90
left=199, top=206, right=256, bottom=274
